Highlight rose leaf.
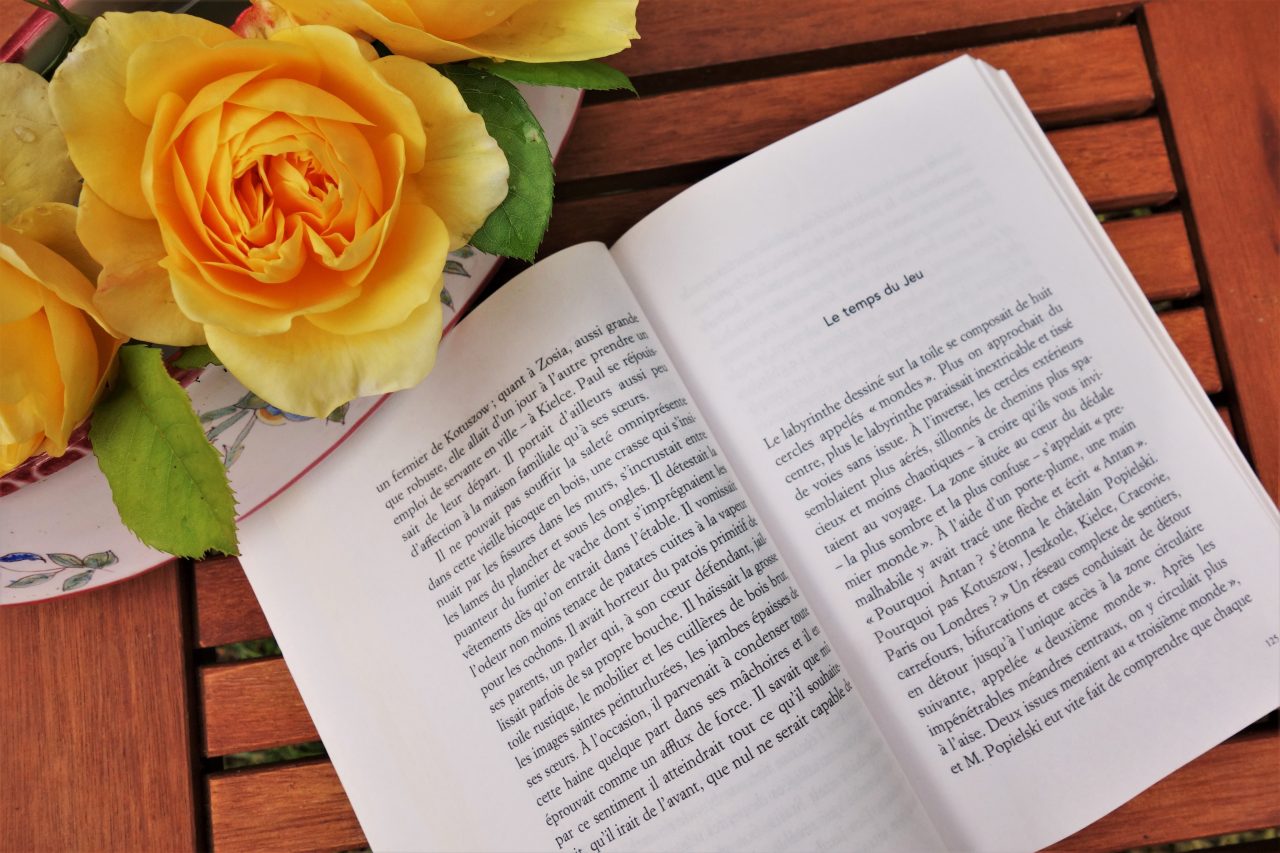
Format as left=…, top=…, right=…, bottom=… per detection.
left=173, top=345, right=222, bottom=369
left=437, top=64, right=553, bottom=262
left=91, top=346, right=239, bottom=557
left=468, top=60, right=635, bottom=94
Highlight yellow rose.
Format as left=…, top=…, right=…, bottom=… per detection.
left=49, top=13, right=509, bottom=417
left=259, top=0, right=638, bottom=63
left=0, top=205, right=125, bottom=476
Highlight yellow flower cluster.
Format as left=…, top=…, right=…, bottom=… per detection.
left=0, top=2, right=636, bottom=474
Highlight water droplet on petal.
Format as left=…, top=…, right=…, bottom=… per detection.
left=484, top=6, right=496, bottom=15
left=12, top=125, right=36, bottom=143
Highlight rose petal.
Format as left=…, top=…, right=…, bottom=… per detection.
left=165, top=248, right=362, bottom=334
left=454, top=0, right=638, bottom=62
left=268, top=0, right=487, bottom=63
left=0, top=65, right=80, bottom=224
left=125, top=35, right=316, bottom=126
left=40, top=287, right=101, bottom=450
left=9, top=203, right=103, bottom=297
left=0, top=222, right=97, bottom=320
left=405, top=0, right=534, bottom=40
left=0, top=435, right=42, bottom=476
left=0, top=313, right=60, bottom=442
left=49, top=12, right=237, bottom=220
left=374, top=56, right=508, bottom=249
left=268, top=26, right=426, bottom=172
left=0, top=255, right=44, bottom=325
left=307, top=197, right=447, bottom=335
left=206, top=297, right=443, bottom=418
left=271, top=0, right=637, bottom=62
left=78, top=186, right=206, bottom=345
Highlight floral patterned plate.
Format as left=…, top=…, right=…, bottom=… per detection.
left=0, top=11, right=582, bottom=605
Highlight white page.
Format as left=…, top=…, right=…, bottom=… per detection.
left=611, top=57, right=1279, bottom=852
left=239, top=243, right=942, bottom=852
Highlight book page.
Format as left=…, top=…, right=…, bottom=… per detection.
left=610, top=57, right=1280, bottom=851
left=238, top=243, right=942, bottom=852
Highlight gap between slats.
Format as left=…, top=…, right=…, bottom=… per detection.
left=558, top=27, right=1154, bottom=185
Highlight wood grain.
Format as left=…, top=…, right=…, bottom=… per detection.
left=1047, top=117, right=1176, bottom=212
left=201, top=657, right=317, bottom=756
left=616, top=0, right=1136, bottom=77
left=0, top=564, right=198, bottom=852
left=207, top=758, right=366, bottom=853
left=1159, top=308, right=1221, bottom=395
left=1101, top=212, right=1200, bottom=302
left=194, top=556, right=272, bottom=648
left=560, top=27, right=1154, bottom=184
left=1144, top=0, right=1280, bottom=500
left=1045, top=729, right=1280, bottom=851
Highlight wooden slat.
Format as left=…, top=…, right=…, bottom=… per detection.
left=1051, top=118, right=1176, bottom=212
left=1144, top=0, right=1280, bottom=501
left=201, top=658, right=317, bottom=756
left=1045, top=729, right=1280, bottom=851
left=208, top=759, right=365, bottom=853
left=1159, top=307, right=1221, bottom=395
left=616, top=0, right=1136, bottom=77
left=1101, top=212, right=1199, bottom=302
left=194, top=556, right=271, bottom=648
left=560, top=27, right=1153, bottom=184
left=0, top=564, right=198, bottom=851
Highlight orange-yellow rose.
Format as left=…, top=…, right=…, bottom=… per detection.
left=1, top=205, right=125, bottom=476
left=257, top=0, right=638, bottom=63
left=49, top=13, right=509, bottom=417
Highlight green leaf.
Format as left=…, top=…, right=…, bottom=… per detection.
left=62, top=570, right=94, bottom=592
left=437, top=64, right=553, bottom=262
left=173, top=345, right=222, bottom=369
left=443, top=260, right=470, bottom=278
left=82, top=551, right=118, bottom=569
left=469, top=59, right=635, bottom=94
left=91, top=346, right=239, bottom=557
left=6, top=573, right=54, bottom=588
left=47, top=553, right=84, bottom=568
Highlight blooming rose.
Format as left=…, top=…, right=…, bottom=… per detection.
left=49, top=13, right=509, bottom=416
left=258, top=0, right=638, bottom=63
left=0, top=205, right=125, bottom=476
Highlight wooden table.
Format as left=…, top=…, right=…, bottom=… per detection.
left=2, top=1, right=1277, bottom=850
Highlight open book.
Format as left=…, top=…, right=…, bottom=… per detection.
left=238, top=58, right=1280, bottom=852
